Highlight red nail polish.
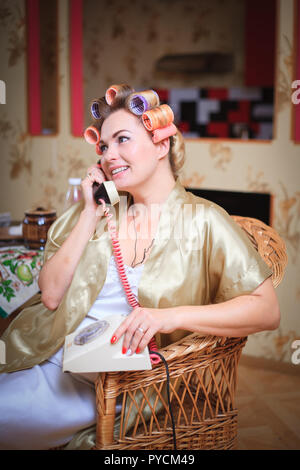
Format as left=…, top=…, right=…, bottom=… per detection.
left=110, top=335, right=117, bottom=344
left=122, top=346, right=127, bottom=355
left=136, top=347, right=140, bottom=354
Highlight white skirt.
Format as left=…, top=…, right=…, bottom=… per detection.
left=0, top=361, right=97, bottom=450
left=0, top=257, right=143, bottom=450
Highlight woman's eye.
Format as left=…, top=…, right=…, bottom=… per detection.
left=118, top=135, right=129, bottom=144
left=100, top=144, right=107, bottom=152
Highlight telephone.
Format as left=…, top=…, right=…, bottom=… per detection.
left=63, top=314, right=152, bottom=373
left=92, top=179, right=120, bottom=207
left=63, top=177, right=158, bottom=373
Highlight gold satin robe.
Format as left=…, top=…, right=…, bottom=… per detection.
left=0, top=180, right=272, bottom=448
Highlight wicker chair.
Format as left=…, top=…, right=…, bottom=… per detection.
left=94, top=216, right=287, bottom=450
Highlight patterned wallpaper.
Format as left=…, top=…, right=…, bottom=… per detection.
left=0, top=0, right=299, bottom=364
left=82, top=0, right=246, bottom=127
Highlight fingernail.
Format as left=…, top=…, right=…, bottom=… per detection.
left=126, top=348, right=132, bottom=356
left=136, top=347, right=140, bottom=354
left=122, top=346, right=127, bottom=355
left=110, top=335, right=117, bottom=345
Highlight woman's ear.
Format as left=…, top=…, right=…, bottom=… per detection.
left=155, top=137, right=170, bottom=160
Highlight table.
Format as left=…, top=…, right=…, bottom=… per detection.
left=0, top=245, right=43, bottom=319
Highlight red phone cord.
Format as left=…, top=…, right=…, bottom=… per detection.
left=100, top=200, right=160, bottom=364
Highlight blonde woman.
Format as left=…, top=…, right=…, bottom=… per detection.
left=0, top=85, right=279, bottom=449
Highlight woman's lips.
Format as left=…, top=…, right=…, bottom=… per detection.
left=111, top=166, right=130, bottom=178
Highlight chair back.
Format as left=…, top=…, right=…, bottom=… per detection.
left=231, top=216, right=288, bottom=287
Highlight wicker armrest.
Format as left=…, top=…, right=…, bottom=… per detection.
left=95, top=333, right=247, bottom=450
left=96, top=333, right=247, bottom=398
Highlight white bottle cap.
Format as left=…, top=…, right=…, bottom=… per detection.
left=68, top=178, right=82, bottom=185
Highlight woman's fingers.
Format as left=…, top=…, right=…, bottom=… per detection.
left=81, top=165, right=107, bottom=209
left=123, top=322, right=153, bottom=356
left=110, top=307, right=159, bottom=355
left=111, top=309, right=142, bottom=351
left=130, top=327, right=154, bottom=355
left=85, top=164, right=106, bottom=185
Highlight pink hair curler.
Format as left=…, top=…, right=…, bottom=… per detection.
left=84, top=126, right=100, bottom=145
left=105, top=85, right=119, bottom=105
left=152, top=123, right=177, bottom=143
left=105, top=84, right=135, bottom=106
left=104, top=84, right=125, bottom=105
left=95, top=143, right=102, bottom=156
left=142, top=104, right=174, bottom=131
left=127, top=90, right=160, bottom=115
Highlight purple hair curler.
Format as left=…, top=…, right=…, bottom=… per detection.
left=127, top=90, right=160, bottom=115
left=91, top=100, right=101, bottom=120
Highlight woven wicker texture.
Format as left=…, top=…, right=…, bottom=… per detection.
left=231, top=216, right=288, bottom=288
left=94, top=216, right=287, bottom=450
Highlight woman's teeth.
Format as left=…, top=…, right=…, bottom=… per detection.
left=111, top=166, right=129, bottom=175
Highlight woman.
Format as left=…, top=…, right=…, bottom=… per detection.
left=0, top=85, right=280, bottom=450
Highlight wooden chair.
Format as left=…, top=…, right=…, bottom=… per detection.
left=94, top=216, right=287, bottom=450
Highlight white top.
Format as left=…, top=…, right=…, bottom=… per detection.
left=47, top=256, right=144, bottom=367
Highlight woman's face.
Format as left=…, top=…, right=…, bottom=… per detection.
left=99, top=109, right=163, bottom=192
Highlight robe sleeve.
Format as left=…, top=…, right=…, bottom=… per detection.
left=206, top=203, right=273, bottom=303
left=43, top=201, right=84, bottom=263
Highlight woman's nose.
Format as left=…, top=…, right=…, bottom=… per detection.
left=103, top=145, right=118, bottom=162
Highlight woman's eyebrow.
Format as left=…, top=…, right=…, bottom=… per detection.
left=100, top=129, right=131, bottom=144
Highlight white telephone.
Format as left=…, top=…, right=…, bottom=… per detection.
left=63, top=314, right=152, bottom=373
left=63, top=180, right=154, bottom=373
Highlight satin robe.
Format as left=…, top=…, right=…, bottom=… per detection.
left=0, top=179, right=272, bottom=448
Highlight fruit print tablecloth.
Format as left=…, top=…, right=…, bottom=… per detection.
left=0, top=246, right=43, bottom=318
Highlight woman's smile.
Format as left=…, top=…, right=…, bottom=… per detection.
left=110, top=165, right=130, bottom=178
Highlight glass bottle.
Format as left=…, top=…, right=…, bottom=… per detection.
left=64, top=178, right=82, bottom=211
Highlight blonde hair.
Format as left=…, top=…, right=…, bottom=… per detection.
left=89, top=85, right=185, bottom=179
left=169, top=129, right=185, bottom=179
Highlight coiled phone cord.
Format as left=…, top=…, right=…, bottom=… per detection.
left=100, top=199, right=177, bottom=450
left=99, top=199, right=160, bottom=365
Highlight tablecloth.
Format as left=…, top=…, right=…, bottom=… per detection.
left=0, top=246, right=43, bottom=318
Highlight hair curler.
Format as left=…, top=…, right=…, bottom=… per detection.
left=90, top=99, right=102, bottom=120
left=84, top=126, right=101, bottom=145
left=95, top=143, right=102, bottom=156
left=105, top=85, right=120, bottom=105
left=105, top=84, right=133, bottom=106
left=142, top=104, right=174, bottom=132
left=152, top=122, right=177, bottom=143
left=127, top=90, right=160, bottom=115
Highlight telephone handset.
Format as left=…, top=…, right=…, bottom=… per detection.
left=91, top=160, right=120, bottom=207
left=92, top=180, right=120, bottom=207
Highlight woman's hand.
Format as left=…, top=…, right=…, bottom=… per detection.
left=110, top=307, right=179, bottom=355
left=81, top=163, right=107, bottom=214
left=39, top=163, right=108, bottom=311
